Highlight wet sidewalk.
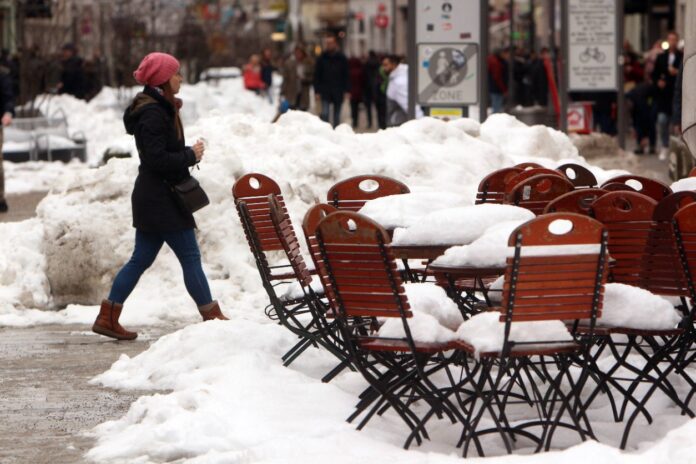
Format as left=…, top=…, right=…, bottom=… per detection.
left=0, top=325, right=167, bottom=463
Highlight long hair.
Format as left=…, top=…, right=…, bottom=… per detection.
left=158, top=81, right=184, bottom=141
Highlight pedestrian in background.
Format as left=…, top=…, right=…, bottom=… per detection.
left=382, top=55, right=422, bottom=127
left=364, top=51, right=381, bottom=129
left=652, top=31, right=682, bottom=159
left=260, top=47, right=275, bottom=103
left=243, top=54, right=266, bottom=94
left=348, top=57, right=366, bottom=129
left=57, top=43, right=86, bottom=100
left=314, top=35, right=349, bottom=128
left=487, top=48, right=509, bottom=113
left=376, top=60, right=389, bottom=129
left=0, top=65, right=14, bottom=213
left=280, top=44, right=314, bottom=111
left=93, top=52, right=228, bottom=341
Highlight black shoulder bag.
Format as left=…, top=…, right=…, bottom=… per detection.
left=170, top=175, right=210, bottom=213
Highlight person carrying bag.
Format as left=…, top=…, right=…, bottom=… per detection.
left=93, top=52, right=228, bottom=341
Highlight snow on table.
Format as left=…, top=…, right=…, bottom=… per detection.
left=358, top=191, right=470, bottom=229
left=391, top=204, right=535, bottom=247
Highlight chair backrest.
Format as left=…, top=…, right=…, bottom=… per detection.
left=600, top=175, right=672, bottom=201
left=232, top=173, right=287, bottom=253
left=302, top=203, right=338, bottom=287
left=689, top=167, right=696, bottom=177
left=602, top=182, right=636, bottom=193
left=543, top=188, right=608, bottom=215
left=514, top=162, right=544, bottom=169
left=326, top=175, right=410, bottom=211
left=556, top=163, right=598, bottom=188
left=672, top=203, right=696, bottom=311
left=590, top=191, right=657, bottom=285
left=507, top=174, right=575, bottom=215
left=504, top=168, right=565, bottom=195
left=501, top=213, right=608, bottom=323
left=269, top=194, right=313, bottom=288
left=314, top=211, right=410, bottom=319
left=639, top=191, right=696, bottom=296
left=475, top=167, right=523, bottom=204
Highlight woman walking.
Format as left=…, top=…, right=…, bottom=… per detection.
left=93, top=52, right=228, bottom=341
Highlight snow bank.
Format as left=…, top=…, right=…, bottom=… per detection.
left=670, top=176, right=696, bottom=193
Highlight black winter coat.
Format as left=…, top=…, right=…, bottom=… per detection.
left=652, top=50, right=683, bottom=114
left=124, top=86, right=197, bottom=232
left=313, top=51, right=350, bottom=100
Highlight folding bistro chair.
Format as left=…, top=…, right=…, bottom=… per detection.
left=543, top=188, right=608, bottom=215
left=475, top=167, right=523, bottom=204
left=504, top=168, right=565, bottom=196
left=589, top=190, right=691, bottom=448
left=556, top=163, right=598, bottom=188
left=326, top=175, right=410, bottom=211
left=600, top=175, right=672, bottom=202
left=232, top=174, right=329, bottom=369
left=452, top=213, right=609, bottom=455
left=314, top=210, right=463, bottom=448
left=506, top=174, right=574, bottom=215
left=267, top=195, right=355, bottom=381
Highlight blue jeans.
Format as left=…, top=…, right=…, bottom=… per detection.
left=320, top=97, right=343, bottom=128
left=656, top=112, right=671, bottom=149
left=108, top=229, right=213, bottom=306
left=491, top=93, right=504, bottom=113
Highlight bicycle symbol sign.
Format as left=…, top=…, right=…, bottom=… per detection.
left=579, top=47, right=606, bottom=64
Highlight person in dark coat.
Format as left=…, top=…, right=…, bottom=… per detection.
left=348, top=57, right=366, bottom=128
left=651, top=31, right=683, bottom=157
left=313, top=35, right=349, bottom=128
left=487, top=49, right=509, bottom=113
left=58, top=43, right=86, bottom=99
left=93, top=52, right=228, bottom=341
left=260, top=47, right=275, bottom=102
left=364, top=51, right=380, bottom=129
left=0, top=66, right=14, bottom=213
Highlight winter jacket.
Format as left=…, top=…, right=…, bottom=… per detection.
left=386, top=64, right=422, bottom=127
left=0, top=66, right=15, bottom=116
left=348, top=58, right=366, bottom=102
left=243, top=64, right=266, bottom=91
left=652, top=50, right=683, bottom=114
left=60, top=55, right=86, bottom=99
left=487, top=54, right=508, bottom=95
left=313, top=50, right=350, bottom=100
left=280, top=56, right=315, bottom=110
left=123, top=86, right=197, bottom=232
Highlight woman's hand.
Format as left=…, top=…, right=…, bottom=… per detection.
left=192, top=140, right=205, bottom=162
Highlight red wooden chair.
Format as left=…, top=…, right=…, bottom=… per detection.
left=326, top=174, right=410, bottom=211
left=506, top=174, right=574, bottom=215
left=314, top=210, right=462, bottom=448
left=514, top=162, right=544, bottom=169
left=453, top=213, right=609, bottom=455
left=475, top=167, right=522, bottom=204
left=600, top=175, right=672, bottom=201
left=689, top=167, right=696, bottom=177
left=588, top=191, right=691, bottom=448
left=602, top=182, right=636, bottom=192
left=556, top=163, right=598, bottom=188
left=590, top=191, right=657, bottom=285
left=504, top=167, right=565, bottom=196
left=543, top=188, right=608, bottom=215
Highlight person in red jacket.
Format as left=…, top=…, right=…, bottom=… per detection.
left=487, top=49, right=509, bottom=113
left=243, top=54, right=266, bottom=94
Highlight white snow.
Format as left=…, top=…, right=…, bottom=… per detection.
left=456, top=311, right=574, bottom=357
left=391, top=204, right=535, bottom=246
left=3, top=79, right=696, bottom=462
left=598, top=283, right=683, bottom=330
left=358, top=191, right=470, bottom=229
left=670, top=176, right=696, bottom=193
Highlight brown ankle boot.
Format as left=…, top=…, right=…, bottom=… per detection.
left=198, top=301, right=229, bottom=321
left=92, top=299, right=138, bottom=340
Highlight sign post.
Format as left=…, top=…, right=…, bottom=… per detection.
left=408, top=0, right=486, bottom=121
left=563, top=0, right=625, bottom=146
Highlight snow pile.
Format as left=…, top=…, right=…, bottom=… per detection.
left=599, top=283, right=683, bottom=330
left=671, top=176, right=696, bottom=193
left=4, top=160, right=90, bottom=194
left=358, top=192, right=470, bottom=229
left=431, top=220, right=526, bottom=268
left=456, top=311, right=574, bottom=356
left=391, top=204, right=534, bottom=246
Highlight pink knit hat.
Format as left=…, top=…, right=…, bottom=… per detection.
left=133, top=52, right=180, bottom=87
